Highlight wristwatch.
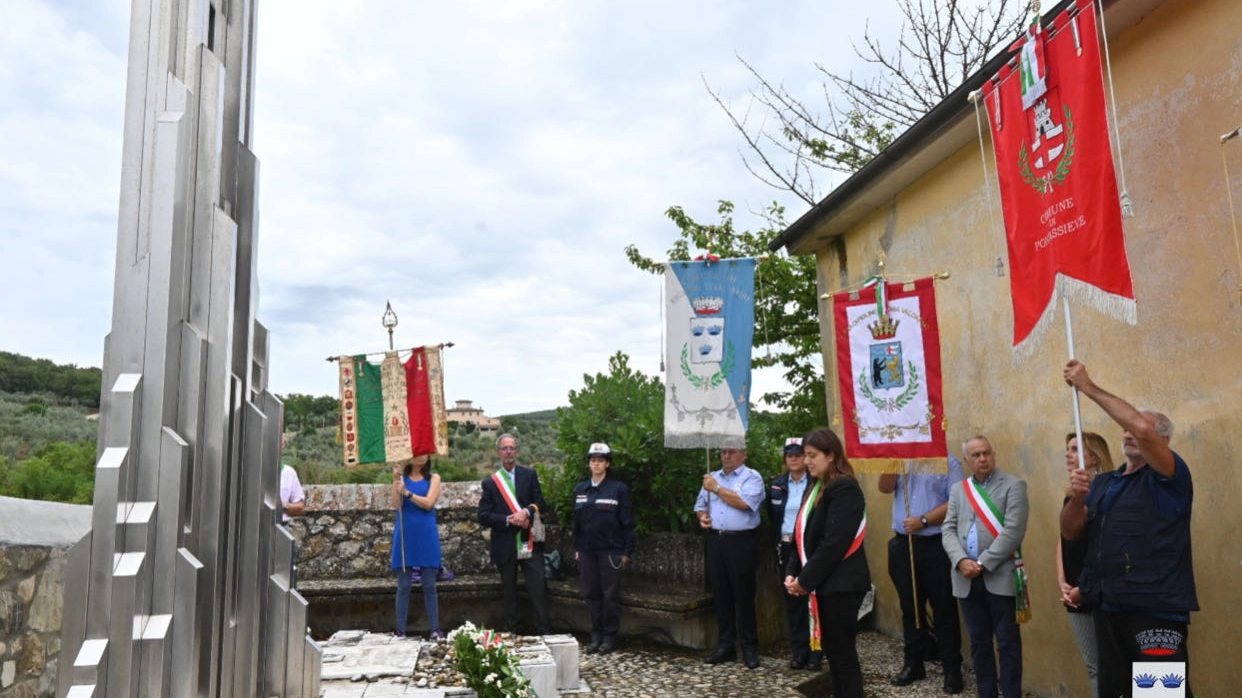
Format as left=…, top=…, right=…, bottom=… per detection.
left=920, top=515, right=929, bottom=527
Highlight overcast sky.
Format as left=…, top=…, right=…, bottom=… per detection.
left=2, top=0, right=903, bottom=416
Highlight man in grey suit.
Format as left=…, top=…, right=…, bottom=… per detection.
left=942, top=436, right=1029, bottom=698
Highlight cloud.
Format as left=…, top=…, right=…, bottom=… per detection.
left=4, top=0, right=900, bottom=415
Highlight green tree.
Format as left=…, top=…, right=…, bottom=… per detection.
left=554, top=352, right=714, bottom=534
left=0, top=351, right=102, bottom=407
left=625, top=201, right=826, bottom=424
left=0, top=440, right=96, bottom=503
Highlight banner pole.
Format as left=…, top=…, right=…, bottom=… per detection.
left=903, top=471, right=921, bottom=630
left=1063, top=296, right=1087, bottom=470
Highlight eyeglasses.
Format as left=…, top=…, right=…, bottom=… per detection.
left=498, top=446, right=517, bottom=452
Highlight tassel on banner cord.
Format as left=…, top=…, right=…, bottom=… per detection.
left=1220, top=130, right=1242, bottom=301
left=971, top=86, right=1007, bottom=278
left=1097, top=0, right=1135, bottom=218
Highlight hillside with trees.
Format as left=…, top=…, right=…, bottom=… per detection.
left=0, top=351, right=567, bottom=501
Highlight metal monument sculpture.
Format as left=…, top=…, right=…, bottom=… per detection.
left=56, top=0, right=320, bottom=695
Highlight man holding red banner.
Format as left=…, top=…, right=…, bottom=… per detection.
left=942, top=437, right=1029, bottom=698
left=1061, top=360, right=1197, bottom=698
left=478, top=433, right=551, bottom=635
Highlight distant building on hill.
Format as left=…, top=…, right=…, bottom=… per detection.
left=446, top=400, right=500, bottom=432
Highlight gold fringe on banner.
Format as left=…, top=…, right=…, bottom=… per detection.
left=850, top=457, right=949, bottom=476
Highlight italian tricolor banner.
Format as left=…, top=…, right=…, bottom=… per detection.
left=338, top=347, right=448, bottom=467
left=833, top=277, right=947, bottom=473
left=983, top=0, right=1136, bottom=357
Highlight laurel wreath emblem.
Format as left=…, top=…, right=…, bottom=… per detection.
left=681, top=342, right=736, bottom=390
left=857, top=362, right=921, bottom=413
left=1018, top=104, right=1075, bottom=195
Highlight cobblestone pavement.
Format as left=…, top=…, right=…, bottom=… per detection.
left=577, top=630, right=1038, bottom=698
left=320, top=629, right=1047, bottom=698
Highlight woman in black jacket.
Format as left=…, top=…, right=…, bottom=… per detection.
left=784, top=427, right=870, bottom=698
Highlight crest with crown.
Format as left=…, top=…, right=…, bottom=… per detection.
left=868, top=313, right=899, bottom=339
left=692, top=295, right=724, bottom=316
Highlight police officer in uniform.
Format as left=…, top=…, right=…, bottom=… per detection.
left=572, top=442, right=636, bottom=654
left=767, top=437, right=821, bottom=671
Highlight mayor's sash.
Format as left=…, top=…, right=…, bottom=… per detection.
left=794, top=480, right=868, bottom=650
left=963, top=478, right=1031, bottom=623
left=492, top=469, right=534, bottom=560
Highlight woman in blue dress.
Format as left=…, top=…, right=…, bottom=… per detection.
left=391, top=454, right=443, bottom=638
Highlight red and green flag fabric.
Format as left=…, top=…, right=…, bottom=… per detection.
left=338, top=347, right=448, bottom=467
left=983, top=0, right=1136, bottom=357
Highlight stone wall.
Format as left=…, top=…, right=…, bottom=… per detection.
left=292, top=482, right=498, bottom=582
left=0, top=496, right=91, bottom=698
left=291, top=482, right=792, bottom=650
left=292, top=482, right=711, bottom=587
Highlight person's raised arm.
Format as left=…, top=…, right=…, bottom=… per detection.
left=408, top=473, right=442, bottom=511
left=391, top=465, right=405, bottom=509
left=1064, top=360, right=1174, bottom=477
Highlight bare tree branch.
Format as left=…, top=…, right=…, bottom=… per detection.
left=709, top=0, right=1025, bottom=202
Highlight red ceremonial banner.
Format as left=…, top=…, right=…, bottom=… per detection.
left=983, top=0, right=1136, bottom=356
left=833, top=277, right=947, bottom=471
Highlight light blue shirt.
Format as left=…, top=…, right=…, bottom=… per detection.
left=694, top=464, right=765, bottom=531
left=889, top=454, right=966, bottom=536
left=781, top=473, right=810, bottom=537
left=965, top=471, right=993, bottom=560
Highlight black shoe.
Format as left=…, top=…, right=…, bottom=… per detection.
left=805, top=657, right=822, bottom=671
left=584, top=641, right=600, bottom=655
left=598, top=640, right=616, bottom=655
left=703, top=647, right=737, bottom=664
left=891, top=664, right=926, bottom=686
left=742, top=649, right=760, bottom=669
left=943, top=666, right=964, bottom=694
left=789, top=658, right=807, bottom=670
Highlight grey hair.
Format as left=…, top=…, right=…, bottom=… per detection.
left=496, top=432, right=519, bottom=449
left=962, top=435, right=991, bottom=454
left=1140, top=410, right=1174, bottom=439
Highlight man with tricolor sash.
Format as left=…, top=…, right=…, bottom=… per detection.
left=477, top=433, right=551, bottom=635
left=942, top=436, right=1030, bottom=698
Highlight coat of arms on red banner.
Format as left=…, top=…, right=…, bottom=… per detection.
left=833, top=277, right=947, bottom=472
left=984, top=0, right=1137, bottom=356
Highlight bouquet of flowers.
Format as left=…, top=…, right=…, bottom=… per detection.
left=447, top=622, right=534, bottom=698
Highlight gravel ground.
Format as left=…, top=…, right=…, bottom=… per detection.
left=576, top=630, right=1043, bottom=698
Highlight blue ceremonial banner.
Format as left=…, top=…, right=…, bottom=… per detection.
left=663, top=258, right=755, bottom=449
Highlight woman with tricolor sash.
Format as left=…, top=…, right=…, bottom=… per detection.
left=391, top=454, right=443, bottom=639
left=783, top=427, right=870, bottom=698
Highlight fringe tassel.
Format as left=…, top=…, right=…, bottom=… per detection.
left=1012, top=274, right=1137, bottom=361
left=853, top=457, right=949, bottom=475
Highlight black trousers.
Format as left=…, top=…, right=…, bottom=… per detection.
left=578, top=552, right=625, bottom=642
left=498, top=551, right=550, bottom=634
left=817, top=591, right=867, bottom=698
left=777, top=541, right=813, bottom=662
left=887, top=534, right=962, bottom=668
left=707, top=529, right=759, bottom=651
left=1095, top=610, right=1191, bottom=698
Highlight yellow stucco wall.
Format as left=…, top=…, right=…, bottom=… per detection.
left=811, top=1, right=1242, bottom=695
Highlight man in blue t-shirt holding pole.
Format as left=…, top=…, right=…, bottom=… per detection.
left=1061, top=359, right=1197, bottom=698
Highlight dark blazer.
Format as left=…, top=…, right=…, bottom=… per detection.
left=785, top=476, right=871, bottom=596
left=478, top=465, right=548, bottom=565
